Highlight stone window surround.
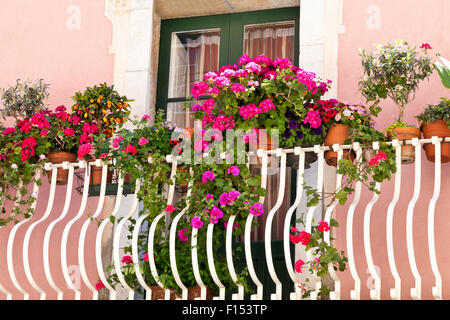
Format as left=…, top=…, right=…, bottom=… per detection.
left=105, top=0, right=346, bottom=120
left=103, top=0, right=345, bottom=298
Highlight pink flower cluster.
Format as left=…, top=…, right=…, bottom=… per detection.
left=201, top=170, right=215, bottom=183
left=212, top=114, right=235, bottom=131
left=191, top=216, right=204, bottom=229
left=368, top=152, right=387, bottom=166
left=178, top=228, right=189, bottom=242
left=239, top=103, right=261, bottom=120
left=303, top=109, right=322, bottom=129
left=289, top=227, right=311, bottom=245
left=249, top=202, right=263, bottom=217
left=209, top=206, right=224, bottom=224
left=219, top=190, right=241, bottom=206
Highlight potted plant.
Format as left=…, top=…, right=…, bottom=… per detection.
left=41, top=106, right=82, bottom=185
left=0, top=78, right=50, bottom=126
left=71, top=83, right=132, bottom=185
left=189, top=54, right=331, bottom=169
left=415, top=98, right=450, bottom=163
left=359, top=40, right=435, bottom=164
left=317, top=100, right=374, bottom=167
left=0, top=115, right=51, bottom=226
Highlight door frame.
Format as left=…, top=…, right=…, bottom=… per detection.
left=155, top=7, right=300, bottom=114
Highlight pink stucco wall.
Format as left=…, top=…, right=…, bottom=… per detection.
left=0, top=0, right=113, bottom=299
left=0, top=0, right=448, bottom=301
left=335, top=0, right=450, bottom=300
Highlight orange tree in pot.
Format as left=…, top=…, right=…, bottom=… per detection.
left=71, top=83, right=132, bottom=185
left=415, top=98, right=450, bottom=163
left=359, top=40, right=436, bottom=164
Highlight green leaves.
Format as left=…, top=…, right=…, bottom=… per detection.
left=359, top=40, right=435, bottom=122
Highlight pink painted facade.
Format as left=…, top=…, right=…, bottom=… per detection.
left=0, top=0, right=113, bottom=299
left=0, top=0, right=448, bottom=300
left=336, top=0, right=450, bottom=300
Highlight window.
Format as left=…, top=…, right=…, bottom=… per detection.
left=156, top=7, right=299, bottom=128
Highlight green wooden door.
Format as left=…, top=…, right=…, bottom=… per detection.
left=156, top=7, right=300, bottom=300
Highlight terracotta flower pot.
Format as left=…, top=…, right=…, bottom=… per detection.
left=324, top=124, right=355, bottom=167
left=90, top=166, right=113, bottom=185
left=148, top=285, right=214, bottom=300
left=47, top=152, right=77, bottom=185
left=387, top=126, right=421, bottom=164
left=421, top=120, right=450, bottom=163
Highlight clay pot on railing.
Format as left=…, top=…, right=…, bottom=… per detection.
left=148, top=285, right=214, bottom=300
left=421, top=120, right=450, bottom=163
left=324, top=124, right=355, bottom=167
left=89, top=165, right=113, bottom=185
left=387, top=126, right=421, bottom=164
left=47, top=152, right=77, bottom=185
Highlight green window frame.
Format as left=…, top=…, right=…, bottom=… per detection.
left=155, top=7, right=300, bottom=113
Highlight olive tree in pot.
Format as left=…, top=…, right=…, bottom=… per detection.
left=359, top=40, right=435, bottom=164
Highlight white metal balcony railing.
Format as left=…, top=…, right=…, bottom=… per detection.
left=0, top=136, right=448, bottom=301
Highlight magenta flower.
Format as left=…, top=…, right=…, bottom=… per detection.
left=259, top=98, right=276, bottom=112
left=191, top=216, right=204, bottom=229
left=3, top=127, right=16, bottom=134
left=209, top=206, right=224, bottom=224
left=231, top=83, right=246, bottom=93
left=138, top=137, right=149, bottom=146
left=178, top=228, right=189, bottom=242
left=112, top=136, right=124, bottom=149
left=249, top=202, right=264, bottom=217
left=192, top=81, right=209, bottom=100
left=303, top=109, right=322, bottom=129
left=77, top=143, right=92, bottom=160
left=227, top=166, right=240, bottom=176
left=63, top=128, right=75, bottom=136
left=201, top=170, right=215, bottom=183
left=245, top=61, right=262, bottom=73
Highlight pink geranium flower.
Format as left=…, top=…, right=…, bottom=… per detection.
left=63, top=128, right=75, bottom=136
left=122, top=144, right=137, bottom=155
left=249, top=202, right=263, bottom=217
left=191, top=216, right=204, bottom=229
left=294, top=259, right=305, bottom=273
left=95, top=280, right=105, bottom=290
left=165, top=205, right=176, bottom=213
left=177, top=228, right=189, bottom=242
left=121, top=255, right=133, bottom=264
left=318, top=220, right=330, bottom=233
left=77, top=143, right=92, bottom=160
left=138, top=137, right=149, bottom=146
left=201, top=170, right=215, bottom=183
left=143, top=252, right=149, bottom=261
left=304, top=109, right=322, bottom=129
left=227, top=166, right=240, bottom=176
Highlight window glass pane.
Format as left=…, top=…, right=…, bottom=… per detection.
left=167, top=101, right=202, bottom=129
left=243, top=21, right=295, bottom=61
left=168, top=29, right=221, bottom=99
